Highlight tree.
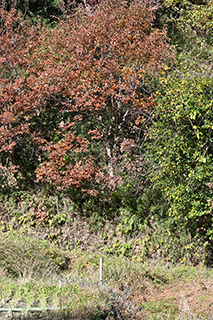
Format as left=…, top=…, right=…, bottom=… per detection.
left=0, top=3, right=40, bottom=190
left=34, top=0, right=171, bottom=193
left=147, top=62, right=213, bottom=237
left=0, top=0, right=171, bottom=196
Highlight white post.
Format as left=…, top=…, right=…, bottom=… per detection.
left=100, top=258, right=102, bottom=287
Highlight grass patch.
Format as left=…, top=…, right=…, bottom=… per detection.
left=0, top=231, right=69, bottom=278
left=0, top=274, right=110, bottom=319
left=0, top=229, right=213, bottom=319
left=142, top=298, right=178, bottom=316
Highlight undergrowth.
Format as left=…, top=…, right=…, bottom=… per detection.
left=0, top=193, right=213, bottom=319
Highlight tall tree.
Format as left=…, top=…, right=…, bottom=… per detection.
left=0, top=0, right=171, bottom=194
left=35, top=0, right=171, bottom=193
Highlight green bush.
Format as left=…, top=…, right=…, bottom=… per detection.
left=147, top=62, right=213, bottom=240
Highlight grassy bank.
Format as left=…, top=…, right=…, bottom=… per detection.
left=0, top=228, right=213, bottom=320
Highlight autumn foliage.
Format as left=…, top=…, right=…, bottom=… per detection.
left=0, top=0, right=171, bottom=193
left=1, top=0, right=213, bottom=266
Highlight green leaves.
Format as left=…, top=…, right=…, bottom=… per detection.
left=147, top=62, right=213, bottom=234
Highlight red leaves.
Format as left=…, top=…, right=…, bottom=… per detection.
left=0, top=0, right=172, bottom=193
left=120, top=139, right=136, bottom=153
left=35, top=132, right=100, bottom=193
left=49, top=0, right=171, bottom=115
left=36, top=156, right=98, bottom=191
left=88, top=129, right=102, bottom=140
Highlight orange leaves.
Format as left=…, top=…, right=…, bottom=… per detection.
left=0, top=3, right=43, bottom=163
left=51, top=0, right=171, bottom=113
left=120, top=139, right=136, bottom=153
left=35, top=131, right=99, bottom=192
left=0, top=111, right=16, bottom=124
left=0, top=0, right=172, bottom=193
left=88, top=129, right=102, bottom=139
left=135, top=116, right=144, bottom=125
left=32, top=0, right=172, bottom=192
left=36, top=154, right=99, bottom=192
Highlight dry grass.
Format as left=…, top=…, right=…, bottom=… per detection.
left=0, top=231, right=69, bottom=278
